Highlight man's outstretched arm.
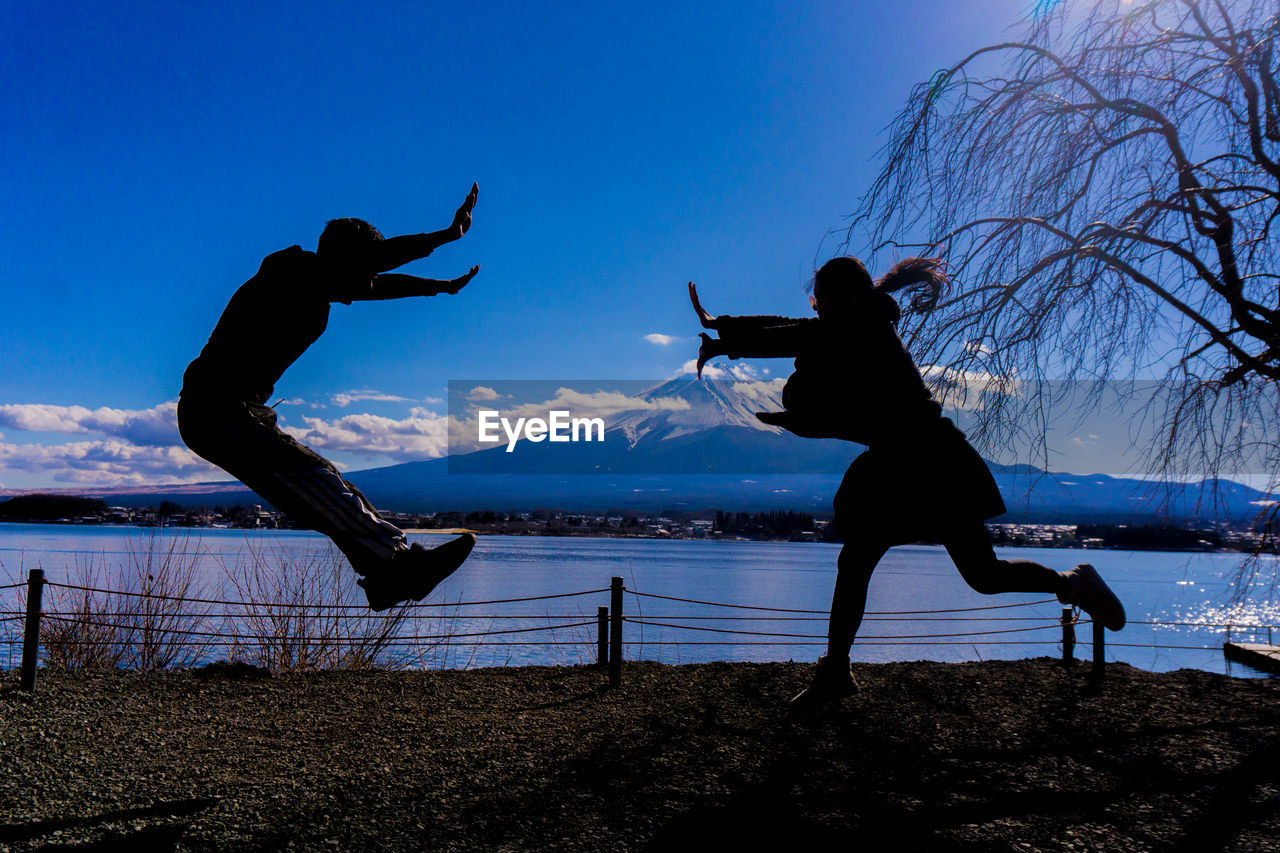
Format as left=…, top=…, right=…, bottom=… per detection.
left=372, top=183, right=479, bottom=272
left=356, top=266, right=481, bottom=301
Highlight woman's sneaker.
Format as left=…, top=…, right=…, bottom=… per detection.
left=359, top=533, right=477, bottom=611
left=1058, top=563, right=1126, bottom=630
left=789, top=654, right=860, bottom=711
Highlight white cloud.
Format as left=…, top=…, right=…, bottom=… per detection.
left=644, top=333, right=680, bottom=346
left=466, top=386, right=507, bottom=402
left=0, top=440, right=221, bottom=486
left=329, top=389, right=415, bottom=408
left=920, top=365, right=1018, bottom=411
left=283, top=391, right=440, bottom=410
left=450, top=388, right=692, bottom=453
left=0, top=402, right=180, bottom=447
left=1070, top=433, right=1102, bottom=448
left=0, top=392, right=464, bottom=486
left=731, top=378, right=788, bottom=401
left=676, top=359, right=763, bottom=381
left=0, top=400, right=220, bottom=486
left=0, top=395, right=455, bottom=486
left=283, top=410, right=451, bottom=461
left=500, top=388, right=690, bottom=421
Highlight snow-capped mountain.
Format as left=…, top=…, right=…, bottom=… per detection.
left=448, top=375, right=854, bottom=475
left=610, top=376, right=787, bottom=447
left=23, top=375, right=1273, bottom=524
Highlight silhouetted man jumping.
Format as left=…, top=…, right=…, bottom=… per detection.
left=179, top=184, right=481, bottom=610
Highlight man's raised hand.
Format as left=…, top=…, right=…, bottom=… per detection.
left=443, top=265, right=480, bottom=294
left=450, top=182, right=479, bottom=240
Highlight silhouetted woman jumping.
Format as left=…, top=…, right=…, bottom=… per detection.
left=691, top=256, right=1125, bottom=709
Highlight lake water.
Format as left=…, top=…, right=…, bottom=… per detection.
left=2, top=522, right=1278, bottom=676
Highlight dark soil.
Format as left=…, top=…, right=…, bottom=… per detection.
left=1, top=659, right=1278, bottom=851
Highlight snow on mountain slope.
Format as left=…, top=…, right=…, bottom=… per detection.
left=609, top=375, right=787, bottom=447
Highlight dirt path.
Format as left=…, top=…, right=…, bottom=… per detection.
left=1, top=660, right=1278, bottom=851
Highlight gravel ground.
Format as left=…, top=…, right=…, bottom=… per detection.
left=1, top=659, right=1278, bottom=851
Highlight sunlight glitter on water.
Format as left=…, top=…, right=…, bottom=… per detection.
left=1179, top=601, right=1280, bottom=630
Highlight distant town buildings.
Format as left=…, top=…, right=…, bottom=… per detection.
left=0, top=494, right=1273, bottom=552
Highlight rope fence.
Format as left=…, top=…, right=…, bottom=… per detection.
left=611, top=640, right=1071, bottom=646
left=627, top=589, right=1059, bottom=614
left=37, top=640, right=603, bottom=647
left=4, top=570, right=1276, bottom=691
left=624, top=617, right=1064, bottom=640
left=41, top=580, right=610, bottom=609
left=39, top=613, right=598, bottom=642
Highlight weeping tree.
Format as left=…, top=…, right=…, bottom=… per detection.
left=851, top=0, right=1279, bottom=551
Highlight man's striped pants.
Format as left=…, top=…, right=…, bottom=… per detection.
left=177, top=394, right=406, bottom=573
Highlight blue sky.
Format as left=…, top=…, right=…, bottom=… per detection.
left=0, top=0, right=1033, bottom=488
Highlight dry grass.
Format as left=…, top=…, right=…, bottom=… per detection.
left=217, top=541, right=413, bottom=671
left=6, top=532, right=428, bottom=673
left=41, top=558, right=126, bottom=670
left=41, top=534, right=212, bottom=670
left=5, top=533, right=591, bottom=673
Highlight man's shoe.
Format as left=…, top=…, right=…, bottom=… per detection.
left=1058, top=563, right=1126, bottom=631
left=359, top=533, right=477, bottom=612
left=789, top=654, right=860, bottom=711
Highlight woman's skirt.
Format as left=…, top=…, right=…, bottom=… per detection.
left=832, top=418, right=1005, bottom=545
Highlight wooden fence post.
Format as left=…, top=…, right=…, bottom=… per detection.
left=21, top=569, right=44, bottom=692
left=597, top=606, right=609, bottom=667
left=1090, top=620, right=1106, bottom=681
left=1060, top=607, right=1075, bottom=665
left=609, top=576, right=623, bottom=687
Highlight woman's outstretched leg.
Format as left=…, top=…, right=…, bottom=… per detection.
left=944, top=525, right=1063, bottom=596
left=944, top=524, right=1125, bottom=630
left=791, top=537, right=889, bottom=710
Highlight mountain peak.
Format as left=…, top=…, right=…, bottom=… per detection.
left=609, top=375, right=787, bottom=447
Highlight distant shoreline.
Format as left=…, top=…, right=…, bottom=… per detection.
left=1, top=517, right=1272, bottom=555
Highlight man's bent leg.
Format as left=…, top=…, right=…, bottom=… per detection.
left=253, top=465, right=473, bottom=611
left=180, top=395, right=473, bottom=609
left=178, top=396, right=406, bottom=572
left=256, top=467, right=407, bottom=572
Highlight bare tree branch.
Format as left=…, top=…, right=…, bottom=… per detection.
left=846, top=0, right=1279, bottom=545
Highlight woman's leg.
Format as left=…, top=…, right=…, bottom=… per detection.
left=943, top=523, right=1065, bottom=597
left=791, top=536, right=888, bottom=708
left=825, top=538, right=891, bottom=660
left=944, top=523, right=1126, bottom=629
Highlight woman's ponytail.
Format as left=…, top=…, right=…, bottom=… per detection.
left=874, top=257, right=949, bottom=320
left=813, top=255, right=950, bottom=325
